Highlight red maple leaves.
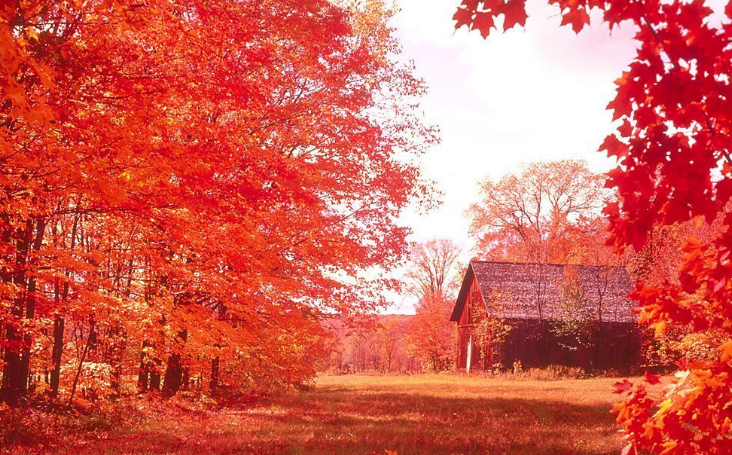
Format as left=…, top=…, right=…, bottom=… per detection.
left=454, top=0, right=528, bottom=38
left=0, top=0, right=435, bottom=404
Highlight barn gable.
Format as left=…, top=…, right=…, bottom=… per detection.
left=450, top=261, right=636, bottom=324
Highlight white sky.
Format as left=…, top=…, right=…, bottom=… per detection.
left=384, top=0, right=639, bottom=313
left=393, top=0, right=638, bottom=243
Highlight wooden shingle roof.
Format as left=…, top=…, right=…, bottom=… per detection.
left=450, top=261, right=636, bottom=323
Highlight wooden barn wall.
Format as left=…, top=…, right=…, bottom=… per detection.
left=470, top=320, right=641, bottom=373
left=456, top=276, right=483, bottom=370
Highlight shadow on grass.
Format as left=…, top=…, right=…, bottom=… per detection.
left=45, top=388, right=622, bottom=455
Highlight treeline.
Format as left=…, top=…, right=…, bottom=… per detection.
left=321, top=312, right=456, bottom=374
left=0, top=1, right=433, bottom=405
left=322, top=316, right=419, bottom=374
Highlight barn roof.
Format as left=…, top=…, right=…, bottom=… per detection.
left=450, top=261, right=636, bottom=323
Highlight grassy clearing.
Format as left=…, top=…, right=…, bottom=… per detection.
left=2, top=374, right=659, bottom=455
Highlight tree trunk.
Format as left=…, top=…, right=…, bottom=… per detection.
left=209, top=357, right=219, bottom=396
left=1, top=221, right=33, bottom=404
left=105, top=324, right=125, bottom=397
left=162, top=353, right=183, bottom=397
left=17, top=218, right=45, bottom=395
left=137, top=340, right=150, bottom=393
left=162, top=329, right=187, bottom=398
left=18, top=279, right=38, bottom=395
left=137, top=361, right=149, bottom=393
left=50, top=215, right=76, bottom=398
left=49, top=316, right=65, bottom=397
left=149, top=366, right=161, bottom=391
left=2, top=324, right=23, bottom=404
left=68, top=320, right=96, bottom=407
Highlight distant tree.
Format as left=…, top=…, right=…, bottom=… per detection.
left=318, top=314, right=421, bottom=374
left=350, top=330, right=381, bottom=372
left=404, top=240, right=461, bottom=371
left=376, top=318, right=402, bottom=372
left=406, top=296, right=456, bottom=371
left=468, top=160, right=608, bottom=264
left=405, top=239, right=462, bottom=301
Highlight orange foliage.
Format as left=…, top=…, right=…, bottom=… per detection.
left=403, top=239, right=461, bottom=371
left=0, top=0, right=435, bottom=404
left=468, top=160, right=611, bottom=265
left=405, top=296, right=456, bottom=371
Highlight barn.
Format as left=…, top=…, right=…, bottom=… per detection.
left=450, top=261, right=642, bottom=373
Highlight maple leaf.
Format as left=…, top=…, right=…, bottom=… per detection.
left=473, top=12, right=496, bottom=38
left=453, top=7, right=473, bottom=29
left=720, top=341, right=732, bottom=363
left=643, top=371, right=661, bottom=385
left=560, top=7, right=590, bottom=34
left=499, top=1, right=528, bottom=30
left=599, top=134, right=628, bottom=158
left=715, top=179, right=732, bottom=205
left=613, top=379, right=633, bottom=394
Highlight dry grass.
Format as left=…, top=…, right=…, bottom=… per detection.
left=2, top=374, right=660, bottom=455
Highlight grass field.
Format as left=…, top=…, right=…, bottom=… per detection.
left=2, top=374, right=649, bottom=455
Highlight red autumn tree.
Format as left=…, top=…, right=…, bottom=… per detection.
left=404, top=239, right=461, bottom=371
left=468, top=160, right=610, bottom=264
left=454, top=1, right=732, bottom=453
left=0, top=0, right=435, bottom=405
left=406, top=295, right=457, bottom=371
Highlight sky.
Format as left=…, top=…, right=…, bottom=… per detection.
left=383, top=0, right=639, bottom=312
left=391, top=0, right=638, bottom=244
